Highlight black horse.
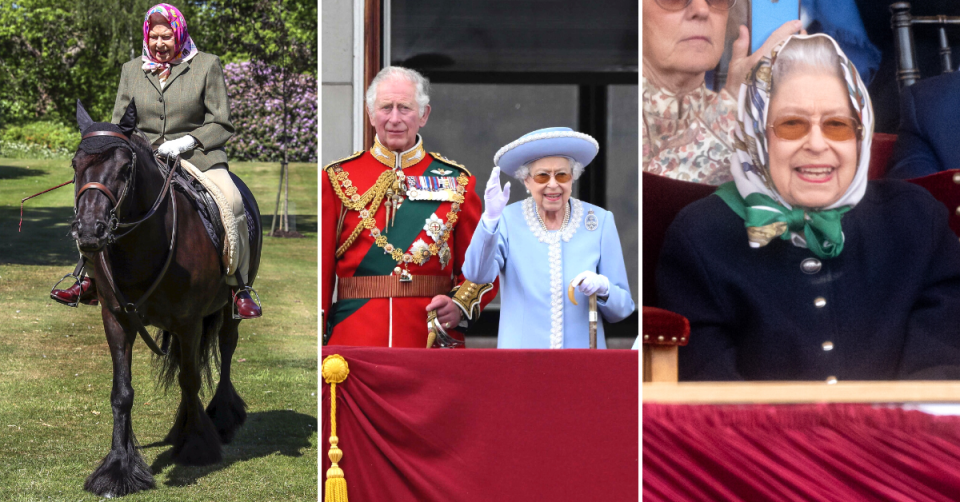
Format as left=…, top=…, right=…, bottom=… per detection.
left=71, top=100, right=262, bottom=497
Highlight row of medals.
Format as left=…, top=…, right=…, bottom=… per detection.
left=383, top=168, right=452, bottom=282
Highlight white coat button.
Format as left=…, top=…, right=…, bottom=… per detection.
left=814, top=297, right=827, bottom=308
left=822, top=341, right=834, bottom=351
left=801, top=258, right=822, bottom=274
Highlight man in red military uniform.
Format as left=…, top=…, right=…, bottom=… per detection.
left=322, top=66, right=497, bottom=348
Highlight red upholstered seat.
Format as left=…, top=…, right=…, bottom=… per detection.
left=869, top=133, right=898, bottom=180
left=642, top=171, right=715, bottom=308
left=642, top=173, right=713, bottom=381
left=907, top=169, right=960, bottom=237
left=641, top=306, right=690, bottom=346
left=642, top=306, right=691, bottom=382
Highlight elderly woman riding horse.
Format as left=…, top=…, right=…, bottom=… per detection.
left=52, top=3, right=261, bottom=320
left=61, top=4, right=263, bottom=497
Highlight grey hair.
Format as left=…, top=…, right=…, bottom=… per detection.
left=513, top=156, right=584, bottom=182
left=364, top=66, right=431, bottom=117
left=770, top=36, right=845, bottom=98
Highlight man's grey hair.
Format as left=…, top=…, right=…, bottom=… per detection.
left=364, top=66, right=431, bottom=117
left=513, top=156, right=584, bottom=182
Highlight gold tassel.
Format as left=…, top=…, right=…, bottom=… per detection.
left=323, top=354, right=350, bottom=501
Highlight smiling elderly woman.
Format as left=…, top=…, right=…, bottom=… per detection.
left=463, top=128, right=635, bottom=349
left=658, top=34, right=960, bottom=381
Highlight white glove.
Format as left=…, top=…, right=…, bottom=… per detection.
left=572, top=271, right=609, bottom=298
left=482, top=166, right=511, bottom=223
left=157, top=135, right=197, bottom=157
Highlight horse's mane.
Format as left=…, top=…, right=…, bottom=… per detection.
left=129, top=129, right=156, bottom=165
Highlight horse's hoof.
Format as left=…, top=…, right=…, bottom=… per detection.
left=171, top=417, right=223, bottom=466
left=206, top=384, right=247, bottom=444
left=172, top=437, right=223, bottom=466
left=84, top=448, right=154, bottom=497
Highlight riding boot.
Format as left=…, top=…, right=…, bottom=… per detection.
left=51, top=257, right=99, bottom=307
left=232, top=274, right=261, bottom=320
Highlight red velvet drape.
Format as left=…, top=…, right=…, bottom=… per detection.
left=643, top=403, right=960, bottom=501
left=321, top=346, right=638, bottom=501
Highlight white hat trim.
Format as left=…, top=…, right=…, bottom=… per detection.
left=493, top=130, right=599, bottom=166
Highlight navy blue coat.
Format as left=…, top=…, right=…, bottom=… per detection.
left=888, top=71, right=960, bottom=179
left=658, top=180, right=960, bottom=381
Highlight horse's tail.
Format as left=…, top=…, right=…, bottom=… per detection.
left=152, top=312, right=222, bottom=394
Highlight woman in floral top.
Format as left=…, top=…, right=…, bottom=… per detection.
left=642, top=0, right=801, bottom=184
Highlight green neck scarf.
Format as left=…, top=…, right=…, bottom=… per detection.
left=715, top=182, right=851, bottom=259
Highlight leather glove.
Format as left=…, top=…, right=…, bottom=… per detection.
left=482, top=166, right=511, bottom=223
left=157, top=135, right=197, bottom=157
left=572, top=271, right=610, bottom=298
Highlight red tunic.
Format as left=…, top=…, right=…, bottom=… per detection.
left=321, top=137, right=497, bottom=348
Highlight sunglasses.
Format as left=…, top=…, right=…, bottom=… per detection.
left=768, top=115, right=862, bottom=142
left=654, top=0, right=737, bottom=12
left=531, top=171, right=573, bottom=184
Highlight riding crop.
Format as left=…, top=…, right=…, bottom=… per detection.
left=19, top=179, right=74, bottom=232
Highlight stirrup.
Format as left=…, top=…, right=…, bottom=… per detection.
left=232, top=285, right=262, bottom=320
left=50, top=274, right=82, bottom=308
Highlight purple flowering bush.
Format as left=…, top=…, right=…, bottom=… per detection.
left=223, top=62, right=317, bottom=162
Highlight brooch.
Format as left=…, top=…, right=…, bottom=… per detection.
left=585, top=210, right=598, bottom=231
left=438, top=242, right=452, bottom=268
left=424, top=213, right=446, bottom=242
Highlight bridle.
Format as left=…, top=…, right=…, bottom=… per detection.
left=75, top=130, right=177, bottom=243
left=75, top=129, right=179, bottom=356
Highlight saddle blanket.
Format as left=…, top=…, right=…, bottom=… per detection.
left=178, top=159, right=240, bottom=276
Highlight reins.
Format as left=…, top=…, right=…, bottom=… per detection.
left=96, top=191, right=177, bottom=358
left=19, top=179, right=75, bottom=232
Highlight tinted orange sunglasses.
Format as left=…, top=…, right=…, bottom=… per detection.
left=531, top=171, right=573, bottom=184
left=768, top=116, right=862, bottom=142
left=654, top=0, right=737, bottom=11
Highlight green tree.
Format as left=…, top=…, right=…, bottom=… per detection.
left=0, top=0, right=153, bottom=127
left=193, top=0, right=318, bottom=236
left=0, top=0, right=316, bottom=129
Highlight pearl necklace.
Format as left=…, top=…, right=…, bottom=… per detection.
left=535, top=201, right=570, bottom=233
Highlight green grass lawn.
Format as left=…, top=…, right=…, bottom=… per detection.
left=0, top=158, right=318, bottom=500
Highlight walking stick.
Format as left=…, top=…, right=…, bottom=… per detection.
left=588, top=293, right=598, bottom=349
left=568, top=280, right=599, bottom=349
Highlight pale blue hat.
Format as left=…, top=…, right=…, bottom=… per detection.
left=493, top=127, right=599, bottom=178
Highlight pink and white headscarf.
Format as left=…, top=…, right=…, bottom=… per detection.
left=141, top=3, right=198, bottom=82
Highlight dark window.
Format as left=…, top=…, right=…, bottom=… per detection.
left=391, top=0, right=638, bottom=74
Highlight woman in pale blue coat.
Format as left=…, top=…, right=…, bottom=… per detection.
left=463, top=127, right=635, bottom=348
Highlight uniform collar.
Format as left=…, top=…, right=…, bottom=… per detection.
left=370, top=134, right=426, bottom=169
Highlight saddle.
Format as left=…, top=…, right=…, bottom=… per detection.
left=158, top=157, right=226, bottom=257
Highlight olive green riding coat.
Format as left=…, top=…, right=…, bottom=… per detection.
left=112, top=52, right=234, bottom=172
